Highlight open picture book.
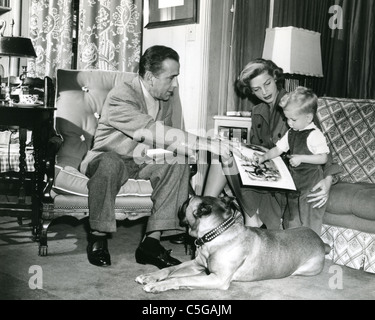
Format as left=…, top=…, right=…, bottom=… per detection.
left=233, top=145, right=296, bottom=191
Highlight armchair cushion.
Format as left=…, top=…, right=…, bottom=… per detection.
left=53, top=165, right=152, bottom=197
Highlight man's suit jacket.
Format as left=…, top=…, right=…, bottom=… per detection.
left=80, top=76, right=196, bottom=173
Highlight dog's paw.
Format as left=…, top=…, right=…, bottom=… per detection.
left=135, top=274, right=157, bottom=285
left=143, top=283, right=165, bottom=294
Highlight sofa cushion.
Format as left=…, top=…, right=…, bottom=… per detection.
left=327, top=182, right=375, bottom=221
left=317, top=97, right=375, bottom=183
left=53, top=166, right=152, bottom=197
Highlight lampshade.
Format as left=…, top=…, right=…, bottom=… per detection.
left=0, top=36, right=37, bottom=58
left=262, top=27, right=323, bottom=77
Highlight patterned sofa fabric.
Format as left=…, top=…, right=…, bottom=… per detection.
left=317, top=97, right=375, bottom=273
left=317, top=97, right=375, bottom=184
left=318, top=97, right=375, bottom=228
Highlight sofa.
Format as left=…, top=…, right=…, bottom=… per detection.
left=317, top=97, right=375, bottom=274
left=40, top=69, right=191, bottom=256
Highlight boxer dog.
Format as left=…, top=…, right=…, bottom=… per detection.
left=136, top=196, right=326, bottom=293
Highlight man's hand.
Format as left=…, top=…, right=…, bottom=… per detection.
left=307, top=176, right=333, bottom=208
left=206, top=139, right=242, bottom=160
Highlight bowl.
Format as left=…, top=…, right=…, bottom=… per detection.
left=240, top=111, right=252, bottom=117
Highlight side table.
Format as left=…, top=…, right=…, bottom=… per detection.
left=0, top=104, right=56, bottom=237
left=213, top=115, right=252, bottom=144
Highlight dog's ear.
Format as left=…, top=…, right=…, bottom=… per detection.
left=220, top=196, right=242, bottom=216
left=178, top=197, right=190, bottom=222
left=220, top=196, right=236, bottom=207
left=196, top=203, right=213, bottom=218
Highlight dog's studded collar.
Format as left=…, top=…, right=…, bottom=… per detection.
left=194, top=214, right=236, bottom=247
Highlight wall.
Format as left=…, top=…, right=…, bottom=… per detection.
left=142, top=0, right=211, bottom=136
left=142, top=0, right=229, bottom=194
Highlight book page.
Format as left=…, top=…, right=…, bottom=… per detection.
left=233, top=145, right=296, bottom=191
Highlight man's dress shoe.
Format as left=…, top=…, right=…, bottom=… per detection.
left=87, top=235, right=111, bottom=267
left=169, top=233, right=186, bottom=244
left=135, top=245, right=181, bottom=269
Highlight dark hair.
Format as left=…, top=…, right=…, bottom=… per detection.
left=139, top=45, right=180, bottom=78
left=236, top=58, right=285, bottom=96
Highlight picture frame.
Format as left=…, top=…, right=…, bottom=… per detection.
left=145, top=0, right=198, bottom=29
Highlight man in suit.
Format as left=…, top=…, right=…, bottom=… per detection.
left=80, top=45, right=234, bottom=268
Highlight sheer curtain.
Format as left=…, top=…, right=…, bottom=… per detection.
left=28, top=0, right=75, bottom=78
left=77, top=0, right=142, bottom=71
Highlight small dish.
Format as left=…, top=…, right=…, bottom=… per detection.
left=226, top=111, right=241, bottom=117
left=12, top=102, right=44, bottom=108
left=240, top=111, right=252, bottom=117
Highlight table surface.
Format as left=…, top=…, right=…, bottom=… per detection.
left=0, top=104, right=56, bottom=127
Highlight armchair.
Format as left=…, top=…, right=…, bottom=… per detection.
left=40, top=69, right=192, bottom=256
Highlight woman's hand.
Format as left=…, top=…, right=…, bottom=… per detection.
left=307, top=176, right=333, bottom=208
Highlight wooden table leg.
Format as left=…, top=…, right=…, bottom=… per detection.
left=18, top=128, right=27, bottom=204
left=32, top=127, right=41, bottom=238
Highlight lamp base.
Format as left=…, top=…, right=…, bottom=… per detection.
left=4, top=85, right=11, bottom=102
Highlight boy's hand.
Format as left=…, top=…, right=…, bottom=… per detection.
left=253, top=152, right=265, bottom=164
left=288, top=155, right=302, bottom=167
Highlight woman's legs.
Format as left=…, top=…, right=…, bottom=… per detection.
left=203, top=163, right=227, bottom=197
left=203, top=162, right=263, bottom=227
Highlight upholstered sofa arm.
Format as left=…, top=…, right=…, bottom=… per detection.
left=326, top=182, right=375, bottom=221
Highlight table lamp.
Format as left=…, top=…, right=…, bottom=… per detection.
left=262, top=27, right=323, bottom=91
left=0, top=34, right=37, bottom=102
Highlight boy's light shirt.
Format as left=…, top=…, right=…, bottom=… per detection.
left=276, top=123, right=330, bottom=155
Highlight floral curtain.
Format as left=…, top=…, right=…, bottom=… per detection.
left=28, top=0, right=74, bottom=78
left=28, top=0, right=142, bottom=77
left=78, top=0, right=142, bottom=71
